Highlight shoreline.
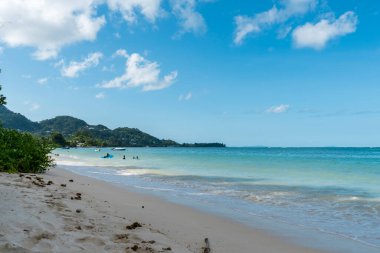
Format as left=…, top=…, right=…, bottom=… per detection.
left=0, top=166, right=328, bottom=253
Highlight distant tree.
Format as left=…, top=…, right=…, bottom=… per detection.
left=50, top=132, right=67, bottom=147
left=0, top=68, right=6, bottom=105
left=0, top=86, right=5, bottom=105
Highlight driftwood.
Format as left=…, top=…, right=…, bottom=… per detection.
left=203, top=238, right=211, bottom=253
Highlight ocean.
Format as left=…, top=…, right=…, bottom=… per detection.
left=54, top=147, right=380, bottom=253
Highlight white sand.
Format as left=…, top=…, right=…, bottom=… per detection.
left=0, top=168, right=328, bottom=253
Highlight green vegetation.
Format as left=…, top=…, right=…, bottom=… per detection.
left=0, top=77, right=54, bottom=174
left=0, top=104, right=40, bottom=131
left=0, top=105, right=226, bottom=148
left=0, top=85, right=6, bottom=105
left=49, top=132, right=68, bottom=147
left=0, top=127, right=54, bottom=173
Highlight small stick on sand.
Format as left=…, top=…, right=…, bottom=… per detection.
left=203, top=238, right=211, bottom=253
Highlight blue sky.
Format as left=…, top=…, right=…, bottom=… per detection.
left=0, top=0, right=380, bottom=147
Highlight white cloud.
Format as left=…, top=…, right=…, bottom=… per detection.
left=24, top=101, right=40, bottom=111
left=266, top=104, right=290, bottom=113
left=61, top=52, right=103, bottom=78
left=99, top=51, right=178, bottom=91
left=179, top=92, right=192, bottom=101
left=107, top=0, right=162, bottom=23
left=292, top=11, right=358, bottom=50
left=95, top=92, right=105, bottom=99
left=0, top=0, right=105, bottom=60
left=170, top=0, right=207, bottom=36
left=113, top=49, right=129, bottom=58
left=234, top=0, right=317, bottom=44
left=37, top=77, right=48, bottom=85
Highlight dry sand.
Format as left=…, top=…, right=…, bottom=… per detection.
left=0, top=167, right=329, bottom=253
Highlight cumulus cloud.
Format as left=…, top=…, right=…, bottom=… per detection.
left=234, top=0, right=317, bottom=44
left=170, top=0, right=207, bottom=36
left=37, top=77, right=48, bottom=85
left=292, top=11, right=358, bottom=49
left=61, top=52, right=103, bottom=78
left=266, top=104, right=290, bottom=113
left=95, top=92, right=105, bottom=99
left=99, top=50, right=178, bottom=91
left=107, top=0, right=162, bottom=23
left=0, top=0, right=105, bottom=60
left=179, top=92, right=192, bottom=101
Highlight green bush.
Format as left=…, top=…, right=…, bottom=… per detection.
left=0, top=127, right=54, bottom=173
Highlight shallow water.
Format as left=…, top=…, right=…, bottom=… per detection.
left=54, top=147, right=380, bottom=253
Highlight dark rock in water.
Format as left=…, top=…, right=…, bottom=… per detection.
left=76, top=209, right=81, bottom=213
left=26, top=176, right=32, bottom=180
left=142, top=206, right=144, bottom=209
left=162, top=247, right=172, bottom=251
left=69, top=179, right=74, bottom=182
left=126, top=222, right=142, bottom=230
left=131, top=245, right=139, bottom=251
left=19, top=174, right=24, bottom=177
left=47, top=180, right=53, bottom=185
left=60, top=184, right=66, bottom=187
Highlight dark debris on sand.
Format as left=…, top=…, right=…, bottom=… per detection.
left=126, top=222, right=142, bottom=230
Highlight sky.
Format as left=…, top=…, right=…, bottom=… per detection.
left=0, top=0, right=380, bottom=147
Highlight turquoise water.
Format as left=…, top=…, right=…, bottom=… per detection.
left=54, top=147, right=380, bottom=252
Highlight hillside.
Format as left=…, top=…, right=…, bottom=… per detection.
left=0, top=105, right=39, bottom=131
left=0, top=105, right=225, bottom=147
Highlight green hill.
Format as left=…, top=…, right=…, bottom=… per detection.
left=0, top=105, right=39, bottom=131
left=0, top=105, right=225, bottom=147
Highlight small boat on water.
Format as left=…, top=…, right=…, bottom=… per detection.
left=112, top=147, right=126, bottom=151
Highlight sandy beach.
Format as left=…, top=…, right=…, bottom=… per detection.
left=0, top=167, right=332, bottom=253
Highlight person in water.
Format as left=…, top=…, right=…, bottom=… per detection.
left=123, top=155, right=126, bottom=160
left=103, top=153, right=111, bottom=158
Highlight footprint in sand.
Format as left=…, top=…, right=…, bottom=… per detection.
left=23, top=231, right=56, bottom=251
left=75, top=236, right=106, bottom=247
left=112, top=234, right=129, bottom=243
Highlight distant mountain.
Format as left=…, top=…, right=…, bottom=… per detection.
left=0, top=105, right=39, bottom=131
left=38, top=116, right=109, bottom=136
left=39, top=116, right=89, bottom=135
left=0, top=105, right=225, bottom=147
